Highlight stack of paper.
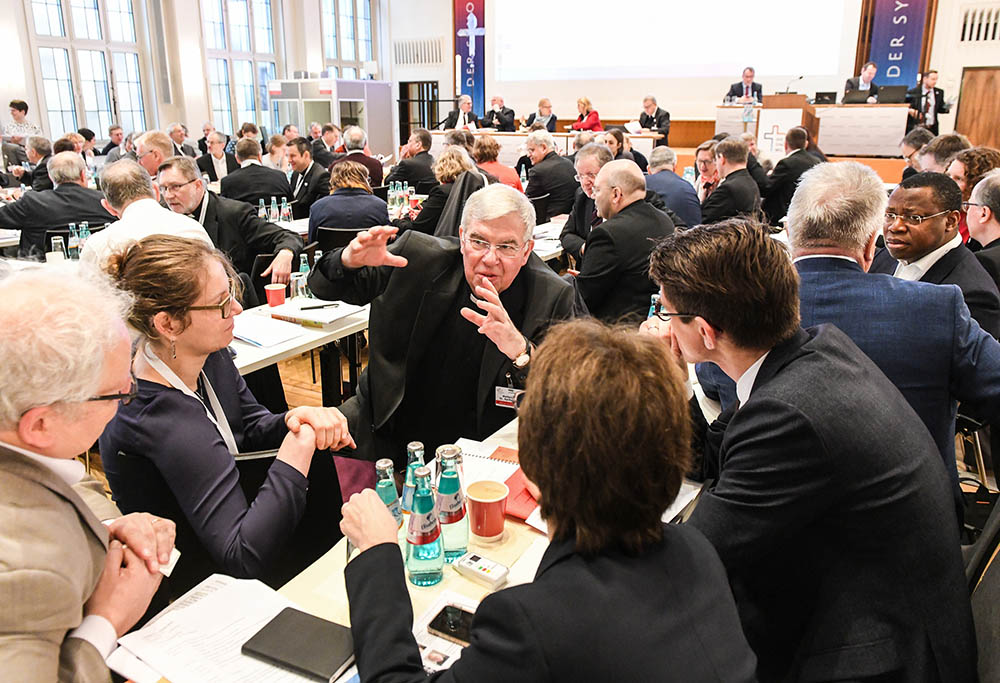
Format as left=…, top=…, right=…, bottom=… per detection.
left=269, top=299, right=365, bottom=328
left=233, top=312, right=304, bottom=347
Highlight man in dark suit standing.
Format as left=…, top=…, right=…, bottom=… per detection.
left=0, top=151, right=114, bottom=257
left=760, top=127, right=820, bottom=225
left=906, top=69, right=949, bottom=136
left=329, top=126, right=382, bottom=187
left=575, top=160, right=674, bottom=321
left=844, top=61, right=879, bottom=102
left=645, top=146, right=701, bottom=228
left=9, top=136, right=53, bottom=191
left=442, top=94, right=479, bottom=130
left=384, top=128, right=435, bottom=189
left=725, top=67, right=763, bottom=102
left=646, top=220, right=976, bottom=683
left=196, top=131, right=239, bottom=182
left=871, top=172, right=1000, bottom=337
left=701, top=137, right=760, bottom=224
left=286, top=137, right=331, bottom=220
left=524, top=129, right=577, bottom=222
left=481, top=95, right=515, bottom=132
left=159, top=156, right=301, bottom=282
left=220, top=138, right=293, bottom=209
left=639, top=95, right=670, bottom=146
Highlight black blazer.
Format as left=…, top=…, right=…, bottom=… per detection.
left=726, top=82, right=763, bottom=100
left=29, top=155, right=53, bottom=192
left=844, top=77, right=879, bottom=99
left=345, top=525, right=757, bottom=682
left=481, top=106, right=516, bottom=132
left=639, top=107, right=671, bottom=146
left=700, top=168, right=761, bottom=224
left=384, top=150, right=435, bottom=188
left=199, top=192, right=302, bottom=274
left=745, top=153, right=769, bottom=197
left=196, top=152, right=240, bottom=182
left=220, top=163, right=293, bottom=210
left=524, top=112, right=557, bottom=132
left=905, top=86, right=949, bottom=135
left=976, top=238, right=1000, bottom=287
left=576, top=199, right=675, bottom=322
left=442, top=109, right=479, bottom=130
left=391, top=181, right=451, bottom=235
left=289, top=162, right=331, bottom=220
left=871, top=244, right=1000, bottom=338
left=525, top=151, right=577, bottom=221
left=0, top=182, right=113, bottom=257
left=689, top=326, right=976, bottom=682
left=197, top=134, right=229, bottom=156
left=760, top=149, right=821, bottom=225
left=308, top=231, right=579, bottom=465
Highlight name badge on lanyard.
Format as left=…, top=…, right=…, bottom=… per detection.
left=495, top=386, right=524, bottom=409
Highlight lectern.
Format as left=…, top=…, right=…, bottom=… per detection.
left=756, top=94, right=818, bottom=156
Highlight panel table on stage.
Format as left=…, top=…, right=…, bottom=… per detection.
left=429, top=130, right=661, bottom=168
left=715, top=104, right=761, bottom=138
left=815, top=104, right=910, bottom=157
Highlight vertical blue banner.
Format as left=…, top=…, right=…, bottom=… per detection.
left=454, top=0, right=486, bottom=118
left=868, top=0, right=929, bottom=87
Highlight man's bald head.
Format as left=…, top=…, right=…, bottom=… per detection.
left=594, top=159, right=646, bottom=220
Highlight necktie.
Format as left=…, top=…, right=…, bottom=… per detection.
left=924, top=92, right=931, bottom=114
left=744, top=85, right=749, bottom=98
left=590, top=206, right=602, bottom=229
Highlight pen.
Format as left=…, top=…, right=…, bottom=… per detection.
left=301, top=303, right=339, bottom=310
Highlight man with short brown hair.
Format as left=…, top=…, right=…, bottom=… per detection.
left=701, top=137, right=760, bottom=224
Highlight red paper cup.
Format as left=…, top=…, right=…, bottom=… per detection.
left=264, top=283, right=286, bottom=307
left=467, top=480, right=509, bottom=542
left=409, top=195, right=419, bottom=209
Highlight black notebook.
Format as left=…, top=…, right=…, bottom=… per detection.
left=242, top=607, right=355, bottom=682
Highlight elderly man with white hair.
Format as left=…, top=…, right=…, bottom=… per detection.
left=524, top=129, right=577, bottom=221
left=308, top=182, right=582, bottom=467
left=482, top=95, right=516, bottom=132
left=442, top=94, right=479, bottom=130
left=0, top=263, right=176, bottom=681
left=166, top=122, right=196, bottom=158
left=329, top=125, right=383, bottom=187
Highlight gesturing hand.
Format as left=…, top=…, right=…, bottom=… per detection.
left=460, top=277, right=527, bottom=360
left=341, top=226, right=409, bottom=270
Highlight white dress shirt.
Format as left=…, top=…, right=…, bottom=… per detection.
left=922, top=87, right=936, bottom=125
left=735, top=351, right=771, bottom=407
left=80, top=197, right=212, bottom=268
left=240, top=158, right=262, bottom=168
left=857, top=77, right=871, bottom=91
left=0, top=440, right=119, bottom=659
left=212, top=152, right=229, bottom=180
left=892, top=234, right=962, bottom=281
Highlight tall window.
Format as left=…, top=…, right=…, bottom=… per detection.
left=321, top=0, right=375, bottom=79
left=28, top=0, right=149, bottom=139
left=202, top=0, right=280, bottom=135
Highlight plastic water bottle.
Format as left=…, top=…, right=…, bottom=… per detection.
left=434, top=445, right=468, bottom=563
left=269, top=196, right=279, bottom=222
left=280, top=197, right=291, bottom=222
left=683, top=166, right=696, bottom=187
left=66, top=223, right=80, bottom=259
left=405, top=466, right=444, bottom=586
left=647, top=293, right=660, bottom=319
left=375, top=458, right=403, bottom=529
left=400, top=441, right=425, bottom=513
left=258, top=198, right=266, bottom=218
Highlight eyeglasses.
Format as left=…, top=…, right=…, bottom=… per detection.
left=88, top=370, right=138, bottom=406
left=652, top=300, right=697, bottom=322
left=188, top=286, right=236, bottom=318
left=962, top=201, right=984, bottom=212
left=462, top=236, right=528, bottom=259
left=884, top=209, right=950, bottom=226
left=574, top=172, right=597, bottom=182
left=696, top=159, right=714, bottom=167
left=158, top=177, right=198, bottom=194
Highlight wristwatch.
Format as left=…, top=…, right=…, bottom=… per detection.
left=513, top=336, right=532, bottom=370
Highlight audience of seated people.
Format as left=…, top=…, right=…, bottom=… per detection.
left=472, top=134, right=523, bottom=191
left=220, top=137, right=294, bottom=209
left=391, top=145, right=474, bottom=235
left=308, top=160, right=389, bottom=244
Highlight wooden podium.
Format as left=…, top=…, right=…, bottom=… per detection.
left=756, top=94, right=818, bottom=156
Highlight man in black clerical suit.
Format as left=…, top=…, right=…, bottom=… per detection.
left=442, top=94, right=479, bottom=130
left=844, top=61, right=880, bottom=102
left=575, top=160, right=674, bottom=321
left=906, top=69, right=949, bottom=136
left=384, top=128, right=435, bottom=189
left=968, top=170, right=1000, bottom=287
left=701, top=137, right=761, bottom=224
left=639, top=95, right=670, bottom=146
left=871, top=172, right=1000, bottom=338
left=10, top=136, right=53, bottom=192
left=0, top=151, right=113, bottom=258
left=286, top=137, right=331, bottom=220
left=524, top=130, right=576, bottom=222
left=159, top=156, right=301, bottom=281
left=760, top=127, right=821, bottom=225
left=645, top=219, right=976, bottom=683
left=481, top=95, right=515, bottom=132
left=196, top=132, right=240, bottom=182
left=220, top=138, right=293, bottom=210
left=725, top=67, right=763, bottom=102
left=308, top=184, right=580, bottom=466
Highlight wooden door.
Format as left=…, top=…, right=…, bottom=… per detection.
left=956, top=67, right=1000, bottom=148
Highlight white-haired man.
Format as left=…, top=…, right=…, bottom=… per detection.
left=167, top=122, right=196, bottom=158
left=0, top=263, right=177, bottom=680
left=524, top=129, right=577, bottom=221
left=308, top=183, right=581, bottom=466
left=482, top=95, right=516, bottom=132
left=442, top=94, right=479, bottom=130
left=329, top=126, right=383, bottom=187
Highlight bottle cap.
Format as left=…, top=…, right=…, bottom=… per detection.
left=414, top=466, right=430, bottom=478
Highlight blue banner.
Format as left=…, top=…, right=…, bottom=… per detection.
left=868, top=0, right=929, bottom=88
left=454, top=0, right=485, bottom=118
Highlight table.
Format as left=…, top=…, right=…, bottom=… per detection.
left=815, top=104, right=910, bottom=157
left=0, top=229, right=18, bottom=249
left=430, top=130, right=662, bottom=169
left=532, top=215, right=567, bottom=263
left=715, top=104, right=761, bottom=137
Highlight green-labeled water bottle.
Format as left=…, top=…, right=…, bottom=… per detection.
left=435, top=445, right=468, bottom=563
left=375, top=458, right=403, bottom=529
left=405, top=466, right=443, bottom=586
left=400, top=441, right=424, bottom=513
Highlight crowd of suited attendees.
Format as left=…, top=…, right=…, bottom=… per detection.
left=4, top=89, right=1000, bottom=681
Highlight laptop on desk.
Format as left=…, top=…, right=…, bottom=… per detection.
left=877, top=85, right=908, bottom=104
left=843, top=89, right=871, bottom=104
left=815, top=91, right=836, bottom=104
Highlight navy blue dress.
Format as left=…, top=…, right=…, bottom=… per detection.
left=99, top=349, right=309, bottom=595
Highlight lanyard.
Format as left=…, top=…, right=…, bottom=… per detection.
left=141, top=341, right=239, bottom=455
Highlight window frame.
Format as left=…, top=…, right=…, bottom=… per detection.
left=321, top=0, right=376, bottom=80
left=24, top=0, right=153, bottom=140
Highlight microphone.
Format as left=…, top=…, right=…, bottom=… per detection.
left=784, top=76, right=803, bottom=94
